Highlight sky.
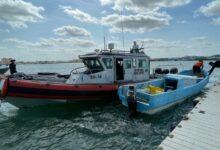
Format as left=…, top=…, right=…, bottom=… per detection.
left=0, top=0, right=220, bottom=61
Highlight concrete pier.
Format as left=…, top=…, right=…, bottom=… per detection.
left=158, top=83, right=220, bottom=150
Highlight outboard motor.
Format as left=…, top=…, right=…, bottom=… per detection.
left=155, top=68, right=162, bottom=74
left=209, top=61, right=220, bottom=75
left=127, top=85, right=137, bottom=118
left=162, top=69, right=169, bottom=74
left=0, top=77, right=8, bottom=98
left=170, top=68, right=178, bottom=74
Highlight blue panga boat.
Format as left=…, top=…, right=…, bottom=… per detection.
left=118, top=70, right=209, bottom=115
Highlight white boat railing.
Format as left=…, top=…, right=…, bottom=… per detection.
left=155, top=63, right=185, bottom=69
left=70, top=66, right=88, bottom=74
left=100, top=50, right=131, bottom=54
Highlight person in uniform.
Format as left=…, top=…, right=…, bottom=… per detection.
left=9, top=59, right=17, bottom=75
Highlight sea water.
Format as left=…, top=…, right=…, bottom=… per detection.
left=0, top=61, right=219, bottom=150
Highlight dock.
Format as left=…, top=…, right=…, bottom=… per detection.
left=158, top=83, right=220, bottom=150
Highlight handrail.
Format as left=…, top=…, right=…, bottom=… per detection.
left=70, top=66, right=87, bottom=74
left=155, top=63, right=184, bottom=67
left=100, top=50, right=131, bottom=54
left=154, top=63, right=185, bottom=70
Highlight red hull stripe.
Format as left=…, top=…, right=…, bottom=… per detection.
left=8, top=79, right=118, bottom=91
left=8, top=93, right=115, bottom=100
left=7, top=85, right=117, bottom=99
left=2, top=78, right=8, bottom=97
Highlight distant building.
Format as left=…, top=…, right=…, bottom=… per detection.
left=1, top=58, right=13, bottom=65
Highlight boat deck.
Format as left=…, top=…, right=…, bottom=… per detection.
left=158, top=83, right=220, bottom=150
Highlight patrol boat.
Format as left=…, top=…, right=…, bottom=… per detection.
left=0, top=44, right=150, bottom=108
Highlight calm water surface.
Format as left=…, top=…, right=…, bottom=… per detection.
left=0, top=61, right=219, bottom=150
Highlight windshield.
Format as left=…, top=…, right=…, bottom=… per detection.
left=102, top=58, right=113, bottom=69
left=83, top=58, right=103, bottom=73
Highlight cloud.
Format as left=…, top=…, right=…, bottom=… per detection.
left=4, top=37, right=95, bottom=49
left=198, top=0, right=220, bottom=25
left=177, top=20, right=186, bottom=24
left=43, top=38, right=95, bottom=47
left=102, top=12, right=171, bottom=33
left=0, top=0, right=44, bottom=28
left=100, top=0, right=191, bottom=33
left=101, top=10, right=107, bottom=15
left=191, top=36, right=207, bottom=42
left=100, top=0, right=114, bottom=6
left=60, top=6, right=99, bottom=24
left=4, top=38, right=53, bottom=49
left=0, top=46, right=8, bottom=50
left=137, top=38, right=185, bottom=50
left=1, top=37, right=96, bottom=61
left=101, top=0, right=191, bottom=12
left=54, top=25, right=91, bottom=37
left=0, top=29, right=10, bottom=32
left=213, top=17, right=220, bottom=25
left=134, top=37, right=219, bottom=58
left=135, top=38, right=190, bottom=58
left=199, top=0, right=220, bottom=16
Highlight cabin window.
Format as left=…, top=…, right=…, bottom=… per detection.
left=102, top=58, right=113, bottom=69
left=124, top=59, right=132, bottom=69
left=83, top=58, right=103, bottom=73
left=138, top=59, right=148, bottom=68
left=132, top=59, right=137, bottom=67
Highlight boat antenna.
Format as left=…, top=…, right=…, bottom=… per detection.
left=140, top=41, right=145, bottom=52
left=104, top=36, right=106, bottom=50
left=141, top=41, right=144, bottom=49
left=102, top=25, right=108, bottom=51
left=120, top=0, right=125, bottom=51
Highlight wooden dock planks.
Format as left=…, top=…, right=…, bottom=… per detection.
left=158, top=84, right=220, bottom=150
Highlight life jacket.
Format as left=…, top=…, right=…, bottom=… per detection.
left=195, top=61, right=203, bottom=67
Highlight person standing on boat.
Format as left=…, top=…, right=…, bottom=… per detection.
left=9, top=59, right=17, bottom=75
left=193, top=60, right=203, bottom=74
left=131, top=41, right=139, bottom=53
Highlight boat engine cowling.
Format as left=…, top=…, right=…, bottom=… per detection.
left=0, top=78, right=8, bottom=98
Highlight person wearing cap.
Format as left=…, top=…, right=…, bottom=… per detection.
left=9, top=59, right=17, bottom=74
left=193, top=60, right=203, bottom=74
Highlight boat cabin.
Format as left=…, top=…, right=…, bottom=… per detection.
left=66, top=50, right=150, bottom=84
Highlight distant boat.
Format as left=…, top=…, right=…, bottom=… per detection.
left=118, top=69, right=210, bottom=115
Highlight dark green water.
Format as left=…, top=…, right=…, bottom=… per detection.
left=0, top=99, right=200, bottom=150
left=0, top=61, right=219, bottom=150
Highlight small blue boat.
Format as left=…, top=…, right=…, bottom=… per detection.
left=118, top=70, right=210, bottom=115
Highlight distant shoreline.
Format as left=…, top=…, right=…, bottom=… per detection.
left=16, top=59, right=219, bottom=65
left=15, top=59, right=82, bottom=65
left=2, top=55, right=219, bottom=65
